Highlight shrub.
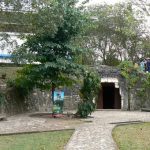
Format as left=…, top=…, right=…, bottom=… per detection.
left=77, top=101, right=96, bottom=118
left=76, top=71, right=100, bottom=118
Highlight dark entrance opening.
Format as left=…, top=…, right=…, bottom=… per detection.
left=103, top=83, right=114, bottom=109
left=97, top=83, right=121, bottom=109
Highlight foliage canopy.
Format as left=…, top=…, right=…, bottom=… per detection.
left=77, top=2, right=150, bottom=66
left=12, top=0, right=88, bottom=90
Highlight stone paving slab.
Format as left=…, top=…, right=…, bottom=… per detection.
left=65, top=110, right=150, bottom=150
left=0, top=113, right=82, bottom=134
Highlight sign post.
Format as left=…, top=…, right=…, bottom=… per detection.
left=52, top=90, right=64, bottom=116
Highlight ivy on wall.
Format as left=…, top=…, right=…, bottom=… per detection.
left=137, top=73, right=150, bottom=108
left=119, top=61, right=150, bottom=110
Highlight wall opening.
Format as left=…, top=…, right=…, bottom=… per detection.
left=97, top=82, right=121, bottom=109
left=103, top=83, right=114, bottom=109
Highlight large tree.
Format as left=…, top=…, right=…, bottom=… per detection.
left=11, top=0, right=89, bottom=90
left=0, top=0, right=101, bottom=118
left=131, top=0, right=150, bottom=15
left=79, top=2, right=150, bottom=66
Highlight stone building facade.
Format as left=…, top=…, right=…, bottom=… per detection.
left=1, top=2, right=149, bottom=115
left=96, top=65, right=128, bottom=110
left=96, top=65, right=150, bottom=110
left=0, top=65, right=150, bottom=115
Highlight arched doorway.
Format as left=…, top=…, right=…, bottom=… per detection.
left=97, top=82, right=121, bottom=109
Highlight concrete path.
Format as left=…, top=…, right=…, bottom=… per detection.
left=65, top=110, right=150, bottom=150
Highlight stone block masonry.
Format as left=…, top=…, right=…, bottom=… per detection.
left=0, top=65, right=150, bottom=115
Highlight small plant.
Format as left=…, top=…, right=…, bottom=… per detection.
left=76, top=71, right=100, bottom=118
left=77, top=101, right=96, bottom=118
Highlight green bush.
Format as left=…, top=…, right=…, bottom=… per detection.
left=77, top=101, right=96, bottom=118
left=76, top=71, right=100, bottom=118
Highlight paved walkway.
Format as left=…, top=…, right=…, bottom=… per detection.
left=0, top=111, right=149, bottom=149
left=65, top=110, right=150, bottom=150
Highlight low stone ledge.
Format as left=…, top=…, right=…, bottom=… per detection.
left=141, top=108, right=150, bottom=112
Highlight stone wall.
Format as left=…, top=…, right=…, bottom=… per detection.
left=0, top=80, right=7, bottom=114
left=1, top=65, right=150, bottom=115
left=26, top=87, right=80, bottom=113
left=0, top=82, right=80, bottom=115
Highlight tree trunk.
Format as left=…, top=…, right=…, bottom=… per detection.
left=128, top=87, right=131, bottom=110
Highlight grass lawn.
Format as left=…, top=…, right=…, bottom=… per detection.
left=112, top=122, right=150, bottom=150
left=0, top=130, right=74, bottom=150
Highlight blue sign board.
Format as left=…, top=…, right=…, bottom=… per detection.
left=54, top=91, right=64, bottom=101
